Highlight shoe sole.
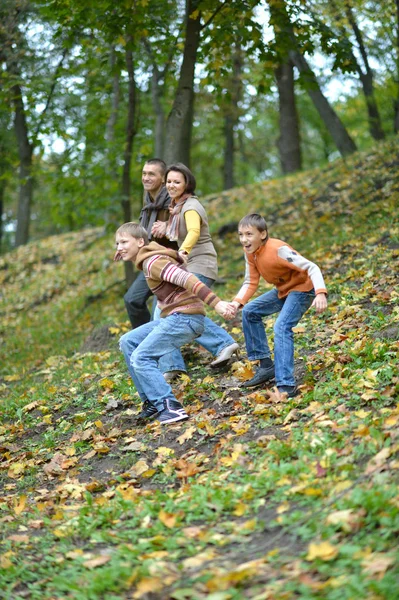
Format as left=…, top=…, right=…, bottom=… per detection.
left=240, top=376, right=275, bottom=388
left=159, top=413, right=189, bottom=424
left=210, top=349, right=240, bottom=369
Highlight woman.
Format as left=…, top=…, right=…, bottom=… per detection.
left=151, top=163, right=238, bottom=381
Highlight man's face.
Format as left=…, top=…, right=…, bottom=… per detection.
left=115, top=233, right=145, bottom=262
left=238, top=224, right=267, bottom=254
left=142, top=163, right=164, bottom=195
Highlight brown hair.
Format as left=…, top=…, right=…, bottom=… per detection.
left=115, top=222, right=149, bottom=244
left=144, top=158, right=167, bottom=177
left=238, top=214, right=268, bottom=238
left=165, top=163, right=196, bottom=194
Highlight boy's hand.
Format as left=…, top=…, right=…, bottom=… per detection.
left=151, top=221, right=167, bottom=238
left=113, top=250, right=122, bottom=262
left=227, top=301, right=241, bottom=317
left=312, top=293, right=327, bottom=313
left=215, top=301, right=235, bottom=320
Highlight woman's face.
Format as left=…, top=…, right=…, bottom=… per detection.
left=166, top=170, right=186, bottom=200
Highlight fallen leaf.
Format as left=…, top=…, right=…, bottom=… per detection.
left=158, top=510, right=177, bottom=528
left=83, top=554, right=112, bottom=569
left=306, top=541, right=339, bottom=561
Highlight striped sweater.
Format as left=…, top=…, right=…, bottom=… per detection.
left=135, top=242, right=221, bottom=317
left=235, top=238, right=327, bottom=305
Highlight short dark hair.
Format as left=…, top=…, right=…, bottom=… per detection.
left=144, top=158, right=167, bottom=177
left=238, top=214, right=268, bottom=236
left=165, top=163, right=196, bottom=194
left=115, top=222, right=149, bottom=244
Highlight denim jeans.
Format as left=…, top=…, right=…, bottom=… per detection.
left=156, top=274, right=236, bottom=374
left=124, top=271, right=157, bottom=328
left=119, top=313, right=205, bottom=411
left=242, top=288, right=315, bottom=387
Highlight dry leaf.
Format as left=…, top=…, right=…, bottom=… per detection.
left=306, top=541, right=339, bottom=561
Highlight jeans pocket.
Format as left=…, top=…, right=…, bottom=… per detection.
left=184, top=315, right=205, bottom=337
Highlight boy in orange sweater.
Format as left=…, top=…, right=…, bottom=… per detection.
left=116, top=222, right=234, bottom=424
left=229, top=214, right=327, bottom=397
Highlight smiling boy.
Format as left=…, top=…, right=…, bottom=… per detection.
left=116, top=222, right=234, bottom=424
left=230, top=214, right=327, bottom=396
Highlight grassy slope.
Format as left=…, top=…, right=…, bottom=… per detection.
left=0, top=138, right=398, bottom=600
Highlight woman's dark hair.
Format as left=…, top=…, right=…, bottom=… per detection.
left=165, top=163, right=196, bottom=194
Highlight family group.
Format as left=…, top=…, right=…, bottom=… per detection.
left=115, top=159, right=328, bottom=425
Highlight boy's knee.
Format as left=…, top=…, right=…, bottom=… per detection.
left=130, top=348, right=146, bottom=371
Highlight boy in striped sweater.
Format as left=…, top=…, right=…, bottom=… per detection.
left=229, top=214, right=328, bottom=397
left=116, top=222, right=234, bottom=424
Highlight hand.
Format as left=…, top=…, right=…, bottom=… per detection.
left=228, top=301, right=241, bottom=317
left=311, top=293, right=327, bottom=313
left=151, top=221, right=167, bottom=238
left=178, top=250, right=188, bottom=264
left=113, top=250, right=122, bottom=262
left=215, top=301, right=236, bottom=320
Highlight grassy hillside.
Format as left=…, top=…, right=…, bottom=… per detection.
left=0, top=138, right=398, bottom=600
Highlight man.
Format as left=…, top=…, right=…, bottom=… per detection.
left=122, top=159, right=177, bottom=328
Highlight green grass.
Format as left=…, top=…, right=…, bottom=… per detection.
left=0, top=137, right=399, bottom=599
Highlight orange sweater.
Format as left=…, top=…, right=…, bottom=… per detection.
left=234, top=238, right=327, bottom=305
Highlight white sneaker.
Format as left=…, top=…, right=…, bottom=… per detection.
left=210, top=343, right=239, bottom=368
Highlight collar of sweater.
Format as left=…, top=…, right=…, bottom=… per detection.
left=135, top=241, right=183, bottom=271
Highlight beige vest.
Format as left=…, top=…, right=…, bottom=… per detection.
left=179, top=197, right=218, bottom=280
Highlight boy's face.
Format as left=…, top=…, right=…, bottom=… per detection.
left=115, top=233, right=145, bottom=262
left=238, top=224, right=267, bottom=254
left=142, top=163, right=164, bottom=195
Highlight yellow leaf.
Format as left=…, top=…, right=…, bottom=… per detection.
left=132, top=577, right=164, bottom=598
left=306, top=541, right=339, bottom=561
left=14, top=495, right=27, bottom=515
left=202, top=375, right=215, bottom=384
left=277, top=501, right=290, bottom=514
left=231, top=327, right=241, bottom=335
left=129, top=460, right=150, bottom=477
left=99, top=378, right=115, bottom=389
left=4, top=374, right=21, bottom=381
left=176, top=426, right=196, bottom=445
left=7, top=462, right=26, bottom=478
left=0, top=552, right=14, bottom=568
left=233, top=502, right=247, bottom=516
left=22, top=400, right=40, bottom=412
left=154, top=446, right=174, bottom=456
left=292, top=325, right=306, bottom=333
left=158, top=510, right=177, bottom=528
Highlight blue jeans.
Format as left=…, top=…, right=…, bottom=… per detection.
left=242, top=288, right=315, bottom=387
left=124, top=271, right=157, bottom=328
left=156, top=274, right=236, bottom=374
left=119, top=313, right=205, bottom=410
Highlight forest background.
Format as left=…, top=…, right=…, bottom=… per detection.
left=0, top=0, right=398, bottom=256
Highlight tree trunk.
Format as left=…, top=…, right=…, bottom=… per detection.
left=395, top=0, right=399, bottom=133
left=289, top=50, right=357, bottom=157
left=222, top=45, right=243, bottom=190
left=105, top=47, right=120, bottom=146
left=345, top=6, right=385, bottom=140
left=12, top=82, right=34, bottom=247
left=164, top=0, right=201, bottom=166
left=151, top=66, right=166, bottom=158
left=275, top=60, right=302, bottom=173
left=0, top=181, right=4, bottom=252
left=121, top=44, right=137, bottom=286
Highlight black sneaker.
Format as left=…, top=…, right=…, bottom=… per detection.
left=277, top=385, right=298, bottom=398
left=136, top=400, right=158, bottom=421
left=157, top=399, right=189, bottom=424
left=240, top=365, right=275, bottom=388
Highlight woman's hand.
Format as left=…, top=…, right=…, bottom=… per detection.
left=178, top=250, right=189, bottom=263
left=151, top=221, right=167, bottom=238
